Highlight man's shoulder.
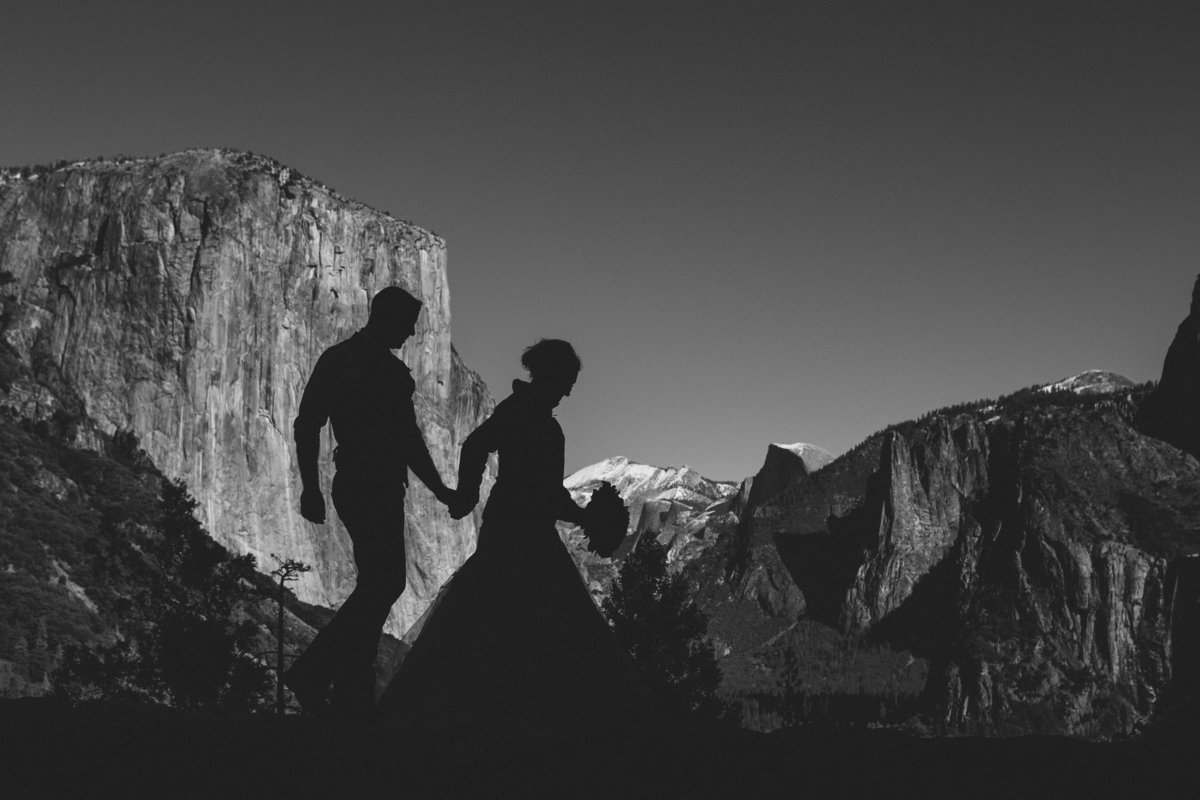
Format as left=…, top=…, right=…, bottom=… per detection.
left=308, top=339, right=350, bottom=374
left=318, top=334, right=357, bottom=357
left=322, top=331, right=394, bottom=362
left=314, top=333, right=412, bottom=385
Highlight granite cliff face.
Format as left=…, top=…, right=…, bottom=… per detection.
left=676, top=371, right=1200, bottom=736
left=832, top=406, right=1196, bottom=734
left=722, top=442, right=834, bottom=619
left=557, top=457, right=738, bottom=600
left=0, top=151, right=494, bottom=637
left=1136, top=274, right=1200, bottom=460
left=557, top=448, right=835, bottom=608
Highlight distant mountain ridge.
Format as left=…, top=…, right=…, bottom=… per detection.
left=564, top=456, right=736, bottom=510
left=558, top=456, right=738, bottom=599
left=565, top=456, right=735, bottom=545
left=558, top=443, right=833, bottom=604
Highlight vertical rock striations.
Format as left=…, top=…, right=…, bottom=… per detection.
left=840, top=418, right=991, bottom=631
left=721, top=442, right=834, bottom=619
left=744, top=398, right=1200, bottom=735
left=844, top=408, right=1195, bottom=734
left=0, top=151, right=494, bottom=637
left=678, top=352, right=1200, bottom=735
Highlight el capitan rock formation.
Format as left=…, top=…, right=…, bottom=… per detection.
left=0, top=151, right=494, bottom=637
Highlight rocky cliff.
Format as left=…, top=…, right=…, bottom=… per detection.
left=688, top=371, right=1200, bottom=736
left=556, top=445, right=840, bottom=688
left=557, top=457, right=738, bottom=599
left=0, top=150, right=494, bottom=637
left=559, top=445, right=832, bottom=598
left=721, top=442, right=834, bottom=619
left=630, top=364, right=1200, bottom=736
left=1136, top=274, right=1200, bottom=460
left=839, top=404, right=1197, bottom=734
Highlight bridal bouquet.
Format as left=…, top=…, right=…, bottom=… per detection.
left=582, top=481, right=629, bottom=558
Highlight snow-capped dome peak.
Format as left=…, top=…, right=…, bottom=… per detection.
left=767, top=442, right=834, bottom=473
left=1038, top=370, right=1135, bottom=396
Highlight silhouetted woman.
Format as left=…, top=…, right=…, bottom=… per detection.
left=381, top=339, right=655, bottom=739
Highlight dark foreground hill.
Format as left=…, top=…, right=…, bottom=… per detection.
left=2, top=697, right=1198, bottom=799
left=0, top=408, right=400, bottom=707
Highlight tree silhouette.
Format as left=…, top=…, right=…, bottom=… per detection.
left=602, top=532, right=721, bottom=715
left=265, top=555, right=312, bottom=714
left=55, top=478, right=272, bottom=711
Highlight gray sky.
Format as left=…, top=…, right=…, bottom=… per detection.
left=3, top=1, right=1198, bottom=480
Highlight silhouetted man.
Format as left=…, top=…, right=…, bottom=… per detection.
left=285, top=286, right=457, bottom=715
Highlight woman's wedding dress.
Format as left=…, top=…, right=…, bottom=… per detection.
left=380, top=381, right=657, bottom=739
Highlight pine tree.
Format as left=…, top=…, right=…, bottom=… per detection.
left=55, top=478, right=271, bottom=711
left=266, top=555, right=312, bottom=714
left=29, top=618, right=50, bottom=682
left=602, top=532, right=721, bottom=714
left=145, top=479, right=271, bottom=710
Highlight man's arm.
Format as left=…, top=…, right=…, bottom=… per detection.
left=406, top=432, right=455, bottom=507
left=397, top=374, right=455, bottom=508
left=293, top=352, right=334, bottom=523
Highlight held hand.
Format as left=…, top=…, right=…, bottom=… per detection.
left=432, top=483, right=457, bottom=509
left=300, top=488, right=326, bottom=524
left=446, top=490, right=478, bottom=521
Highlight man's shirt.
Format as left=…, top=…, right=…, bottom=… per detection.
left=293, top=329, right=424, bottom=483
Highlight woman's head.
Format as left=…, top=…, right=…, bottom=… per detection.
left=522, top=339, right=580, bottom=405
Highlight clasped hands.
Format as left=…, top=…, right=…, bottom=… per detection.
left=434, top=485, right=477, bottom=521
left=300, top=485, right=476, bottom=524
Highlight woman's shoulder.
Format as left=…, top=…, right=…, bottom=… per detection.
left=469, top=386, right=526, bottom=443
left=492, top=380, right=535, bottom=415
left=489, top=392, right=520, bottom=420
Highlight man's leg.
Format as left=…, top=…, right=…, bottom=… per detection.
left=283, top=618, right=339, bottom=713
left=285, top=475, right=405, bottom=714
left=326, top=523, right=406, bottom=713
left=326, top=476, right=406, bottom=714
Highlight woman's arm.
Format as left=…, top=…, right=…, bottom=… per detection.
left=449, top=405, right=506, bottom=518
left=553, top=487, right=586, bottom=525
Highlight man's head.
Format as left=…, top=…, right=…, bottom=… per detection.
left=367, top=286, right=423, bottom=348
